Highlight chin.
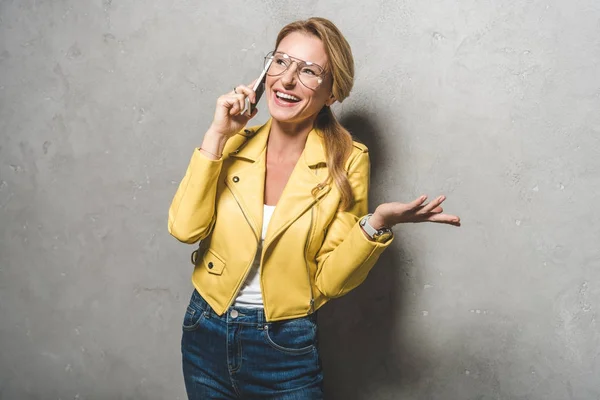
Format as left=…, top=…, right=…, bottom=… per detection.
left=267, top=103, right=299, bottom=122
left=268, top=103, right=320, bottom=126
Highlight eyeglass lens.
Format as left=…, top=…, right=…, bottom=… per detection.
left=264, top=53, right=323, bottom=89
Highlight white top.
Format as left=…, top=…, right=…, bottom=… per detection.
left=233, top=204, right=276, bottom=308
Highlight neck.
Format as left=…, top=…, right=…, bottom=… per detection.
left=267, top=116, right=317, bottom=161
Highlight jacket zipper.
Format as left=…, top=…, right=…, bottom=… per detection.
left=225, top=184, right=260, bottom=310
left=304, top=199, right=317, bottom=314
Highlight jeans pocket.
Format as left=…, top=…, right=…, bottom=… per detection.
left=263, top=317, right=316, bottom=355
left=182, top=306, right=207, bottom=331
left=182, top=293, right=207, bottom=332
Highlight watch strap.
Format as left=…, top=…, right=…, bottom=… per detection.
left=360, top=214, right=393, bottom=242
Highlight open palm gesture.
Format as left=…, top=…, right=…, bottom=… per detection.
left=371, top=195, right=461, bottom=228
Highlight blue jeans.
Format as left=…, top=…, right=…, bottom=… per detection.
left=181, top=290, right=324, bottom=399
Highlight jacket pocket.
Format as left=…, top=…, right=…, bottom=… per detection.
left=203, top=248, right=226, bottom=276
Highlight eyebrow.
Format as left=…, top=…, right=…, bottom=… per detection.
left=273, top=51, right=324, bottom=68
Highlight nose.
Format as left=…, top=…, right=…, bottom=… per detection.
left=280, top=62, right=298, bottom=87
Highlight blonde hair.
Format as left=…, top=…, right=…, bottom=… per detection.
left=275, top=17, right=356, bottom=210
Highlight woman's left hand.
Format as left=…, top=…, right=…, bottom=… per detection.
left=369, top=195, right=461, bottom=228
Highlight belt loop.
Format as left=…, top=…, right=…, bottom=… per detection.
left=195, top=292, right=213, bottom=318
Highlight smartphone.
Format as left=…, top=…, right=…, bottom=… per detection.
left=241, top=57, right=273, bottom=116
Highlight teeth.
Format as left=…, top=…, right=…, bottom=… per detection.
left=276, top=91, right=299, bottom=101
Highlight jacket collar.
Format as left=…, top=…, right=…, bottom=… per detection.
left=230, top=118, right=327, bottom=167
left=226, top=118, right=331, bottom=246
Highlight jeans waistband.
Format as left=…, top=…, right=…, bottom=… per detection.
left=189, top=289, right=317, bottom=326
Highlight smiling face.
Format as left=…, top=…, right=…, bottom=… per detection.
left=265, top=31, right=335, bottom=126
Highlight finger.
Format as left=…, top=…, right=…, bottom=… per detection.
left=409, top=195, right=428, bottom=210
left=226, top=94, right=245, bottom=116
left=235, top=84, right=257, bottom=103
left=426, top=213, right=461, bottom=226
left=231, top=86, right=252, bottom=112
left=234, top=85, right=252, bottom=96
left=229, top=102, right=241, bottom=115
left=219, top=93, right=243, bottom=114
left=230, top=96, right=246, bottom=116
left=246, top=79, right=258, bottom=101
left=236, top=107, right=257, bottom=119
left=421, top=195, right=446, bottom=214
left=218, top=95, right=238, bottom=115
left=238, top=96, right=246, bottom=115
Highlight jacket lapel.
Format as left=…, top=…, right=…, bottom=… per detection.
left=225, top=119, right=332, bottom=247
left=264, top=127, right=331, bottom=248
left=224, top=121, right=271, bottom=240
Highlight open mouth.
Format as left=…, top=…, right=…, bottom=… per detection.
left=275, top=90, right=301, bottom=103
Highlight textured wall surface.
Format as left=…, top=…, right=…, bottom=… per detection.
left=1, top=0, right=599, bottom=399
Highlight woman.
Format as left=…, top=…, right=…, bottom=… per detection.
left=168, top=17, right=460, bottom=399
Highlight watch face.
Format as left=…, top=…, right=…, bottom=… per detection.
left=374, top=231, right=393, bottom=243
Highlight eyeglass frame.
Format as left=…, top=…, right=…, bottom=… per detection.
left=264, top=51, right=327, bottom=90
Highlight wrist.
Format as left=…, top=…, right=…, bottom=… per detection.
left=359, top=214, right=393, bottom=243
left=201, top=129, right=229, bottom=158
left=205, top=127, right=231, bottom=143
left=368, top=212, right=388, bottom=230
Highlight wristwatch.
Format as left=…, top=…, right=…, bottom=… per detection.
left=359, top=214, right=393, bottom=243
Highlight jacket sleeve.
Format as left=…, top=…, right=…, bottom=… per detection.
left=314, top=150, right=393, bottom=298
left=168, top=149, right=223, bottom=244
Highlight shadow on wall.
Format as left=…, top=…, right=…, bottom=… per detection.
left=318, top=113, right=428, bottom=400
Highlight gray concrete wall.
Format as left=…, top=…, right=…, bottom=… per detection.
left=1, top=0, right=599, bottom=399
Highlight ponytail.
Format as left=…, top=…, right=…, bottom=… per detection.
left=315, top=106, right=354, bottom=211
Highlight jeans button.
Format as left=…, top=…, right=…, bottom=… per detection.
left=231, top=310, right=239, bottom=319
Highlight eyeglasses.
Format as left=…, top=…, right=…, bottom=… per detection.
left=264, top=51, right=326, bottom=90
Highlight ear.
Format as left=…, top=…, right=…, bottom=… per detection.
left=325, top=93, right=337, bottom=107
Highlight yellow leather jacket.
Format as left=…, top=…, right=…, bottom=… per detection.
left=168, top=119, right=392, bottom=321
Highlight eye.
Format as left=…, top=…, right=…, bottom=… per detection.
left=275, top=57, right=288, bottom=66
left=301, top=68, right=316, bottom=76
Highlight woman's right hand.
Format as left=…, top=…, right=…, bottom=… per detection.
left=208, top=83, right=259, bottom=138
